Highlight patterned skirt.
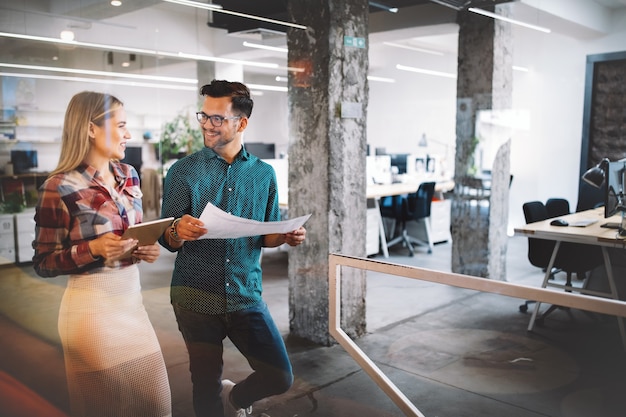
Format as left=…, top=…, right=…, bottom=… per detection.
left=59, top=265, right=171, bottom=417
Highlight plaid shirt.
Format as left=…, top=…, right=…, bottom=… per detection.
left=33, top=162, right=143, bottom=277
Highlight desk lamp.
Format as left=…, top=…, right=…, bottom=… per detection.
left=582, top=158, right=609, bottom=188
left=583, top=158, right=626, bottom=238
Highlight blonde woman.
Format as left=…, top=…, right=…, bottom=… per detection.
left=33, top=91, right=171, bottom=417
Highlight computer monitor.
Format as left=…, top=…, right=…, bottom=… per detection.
left=10, top=150, right=38, bottom=174
left=366, top=155, right=392, bottom=185
left=604, top=158, right=626, bottom=218
left=245, top=142, right=275, bottom=159
left=121, top=147, right=143, bottom=178
left=388, top=153, right=410, bottom=175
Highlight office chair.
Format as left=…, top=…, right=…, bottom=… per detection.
left=381, top=182, right=436, bottom=257
left=545, top=198, right=570, bottom=218
left=520, top=201, right=603, bottom=325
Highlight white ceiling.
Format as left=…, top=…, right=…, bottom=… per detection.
left=0, top=0, right=624, bottom=86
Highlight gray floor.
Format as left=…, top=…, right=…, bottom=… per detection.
left=1, top=236, right=626, bottom=417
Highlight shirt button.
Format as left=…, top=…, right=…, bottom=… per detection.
left=226, top=259, right=230, bottom=262
left=228, top=187, right=232, bottom=191
left=226, top=282, right=230, bottom=286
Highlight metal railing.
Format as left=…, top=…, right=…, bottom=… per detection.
left=328, top=253, right=626, bottom=417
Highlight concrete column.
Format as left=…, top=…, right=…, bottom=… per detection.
left=451, top=4, right=513, bottom=280
left=286, top=0, right=369, bottom=345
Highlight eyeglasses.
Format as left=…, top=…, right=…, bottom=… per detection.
left=195, top=112, right=241, bottom=127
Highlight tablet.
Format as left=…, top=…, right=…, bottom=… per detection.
left=122, top=217, right=175, bottom=246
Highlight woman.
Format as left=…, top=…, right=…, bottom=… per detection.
left=33, top=91, right=171, bottom=417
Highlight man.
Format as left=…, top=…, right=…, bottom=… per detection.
left=159, top=80, right=306, bottom=417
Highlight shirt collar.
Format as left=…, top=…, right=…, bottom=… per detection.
left=203, top=146, right=251, bottom=162
left=77, top=161, right=128, bottom=183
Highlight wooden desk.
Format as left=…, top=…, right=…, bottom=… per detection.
left=278, top=180, right=454, bottom=258
left=367, top=183, right=422, bottom=258
left=367, top=180, right=454, bottom=258
left=514, top=207, right=626, bottom=348
left=366, top=180, right=455, bottom=199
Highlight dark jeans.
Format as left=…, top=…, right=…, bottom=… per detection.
left=173, top=301, right=293, bottom=417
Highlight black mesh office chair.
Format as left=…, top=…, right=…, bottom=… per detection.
left=380, top=182, right=436, bottom=257
left=545, top=198, right=570, bottom=218
left=520, top=201, right=603, bottom=325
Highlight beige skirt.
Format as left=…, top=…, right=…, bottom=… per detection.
left=59, top=265, right=171, bottom=417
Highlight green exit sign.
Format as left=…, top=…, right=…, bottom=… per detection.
left=344, top=36, right=366, bottom=48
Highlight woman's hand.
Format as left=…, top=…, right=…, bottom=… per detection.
left=88, top=232, right=137, bottom=261
left=131, top=243, right=161, bottom=263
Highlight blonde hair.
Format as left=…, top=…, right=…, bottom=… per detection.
left=50, top=91, right=124, bottom=176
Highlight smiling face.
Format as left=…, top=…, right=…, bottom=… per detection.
left=199, top=95, right=248, bottom=162
left=87, top=106, right=131, bottom=165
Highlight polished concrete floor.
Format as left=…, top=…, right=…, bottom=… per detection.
left=1, top=236, right=626, bottom=417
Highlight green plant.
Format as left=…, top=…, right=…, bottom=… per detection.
left=156, top=112, right=203, bottom=162
left=0, top=192, right=26, bottom=213
left=467, top=136, right=481, bottom=176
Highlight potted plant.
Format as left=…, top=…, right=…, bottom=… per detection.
left=156, top=111, right=203, bottom=165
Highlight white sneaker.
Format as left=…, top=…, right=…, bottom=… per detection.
left=221, top=379, right=253, bottom=417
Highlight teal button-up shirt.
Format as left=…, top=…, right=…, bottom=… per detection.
left=160, top=147, right=281, bottom=314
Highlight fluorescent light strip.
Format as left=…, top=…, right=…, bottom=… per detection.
left=243, top=42, right=288, bottom=53
left=396, top=64, right=456, bottom=79
left=367, top=75, right=396, bottom=83
left=513, top=65, right=529, bottom=72
left=246, top=83, right=287, bottom=92
left=0, top=32, right=283, bottom=70
left=369, top=2, right=398, bottom=13
left=468, top=7, right=551, bottom=34
left=0, top=72, right=198, bottom=90
left=177, top=52, right=279, bottom=69
left=1, top=72, right=286, bottom=93
left=0, top=63, right=197, bottom=84
left=0, top=31, right=159, bottom=55
left=383, top=41, right=444, bottom=56
left=162, top=0, right=222, bottom=10
left=163, top=0, right=308, bottom=30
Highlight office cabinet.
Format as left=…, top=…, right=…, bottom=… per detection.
left=366, top=200, right=380, bottom=256
left=0, top=214, right=16, bottom=265
left=15, top=210, right=35, bottom=264
left=405, top=199, right=451, bottom=244
left=430, top=199, right=452, bottom=243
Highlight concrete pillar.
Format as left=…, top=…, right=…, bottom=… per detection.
left=286, top=0, right=369, bottom=345
left=451, top=4, right=513, bottom=280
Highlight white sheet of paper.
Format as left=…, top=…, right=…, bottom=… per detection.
left=198, top=202, right=311, bottom=239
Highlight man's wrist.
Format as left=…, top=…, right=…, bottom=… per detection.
left=169, top=218, right=183, bottom=242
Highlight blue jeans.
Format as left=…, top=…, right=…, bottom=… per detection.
left=173, top=301, right=293, bottom=417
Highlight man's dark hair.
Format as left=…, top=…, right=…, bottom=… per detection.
left=200, top=80, right=253, bottom=118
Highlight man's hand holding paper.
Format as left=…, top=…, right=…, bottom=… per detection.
left=198, top=202, right=311, bottom=239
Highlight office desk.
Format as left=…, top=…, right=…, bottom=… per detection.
left=514, top=207, right=626, bottom=348
left=278, top=180, right=454, bottom=258
left=367, top=180, right=454, bottom=258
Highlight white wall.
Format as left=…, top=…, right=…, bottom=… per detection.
left=364, top=10, right=626, bottom=231
left=508, top=9, right=626, bottom=229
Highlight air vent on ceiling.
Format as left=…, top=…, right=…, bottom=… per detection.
left=227, top=28, right=286, bottom=41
